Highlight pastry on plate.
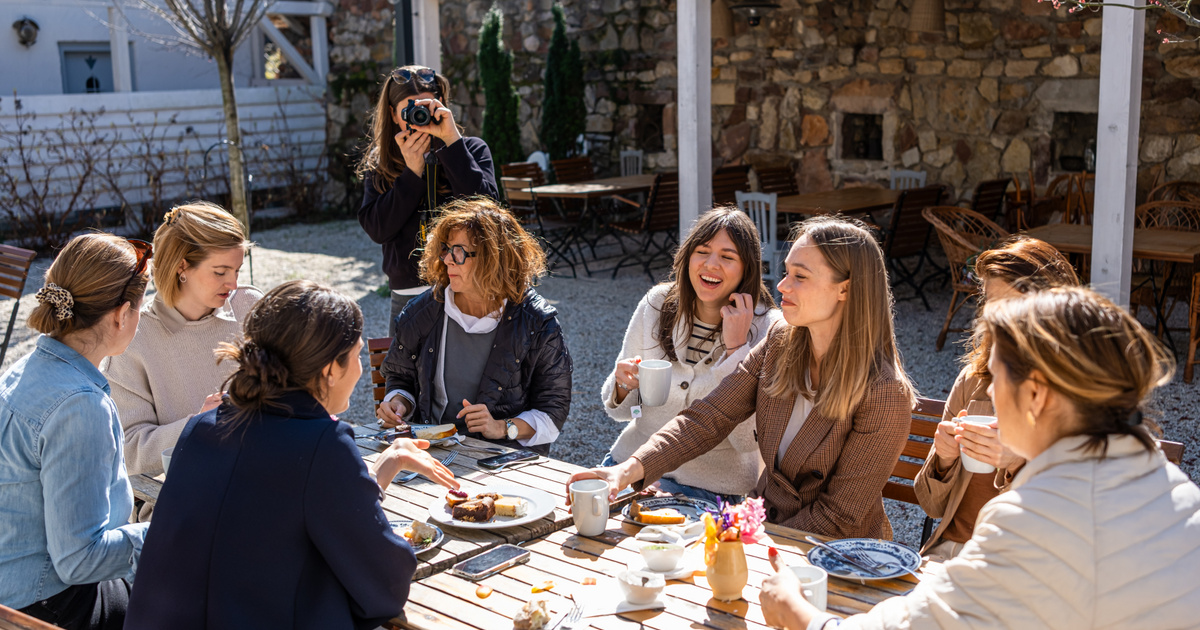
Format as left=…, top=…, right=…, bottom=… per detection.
left=413, top=423, right=457, bottom=440
left=630, top=499, right=686, bottom=525
left=404, top=520, right=438, bottom=549
left=495, top=497, right=528, bottom=518
left=513, top=597, right=550, bottom=630
left=445, top=489, right=470, bottom=508
left=453, top=497, right=496, bottom=522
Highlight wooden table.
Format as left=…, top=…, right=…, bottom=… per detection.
left=391, top=519, right=925, bottom=629
left=132, top=428, right=604, bottom=580
left=777, top=188, right=899, bottom=217
left=527, top=174, right=657, bottom=200
left=1024, top=223, right=1200, bottom=265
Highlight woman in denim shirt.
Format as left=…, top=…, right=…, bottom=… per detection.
left=0, top=233, right=151, bottom=630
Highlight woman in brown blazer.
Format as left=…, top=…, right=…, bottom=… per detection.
left=570, top=216, right=917, bottom=540
left=914, top=236, right=1078, bottom=560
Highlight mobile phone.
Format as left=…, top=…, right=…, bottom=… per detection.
left=477, top=450, right=539, bottom=470
left=450, top=544, right=530, bottom=581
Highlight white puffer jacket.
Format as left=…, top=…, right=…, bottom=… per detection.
left=836, top=435, right=1200, bottom=630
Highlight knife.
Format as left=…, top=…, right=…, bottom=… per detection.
left=804, top=536, right=885, bottom=577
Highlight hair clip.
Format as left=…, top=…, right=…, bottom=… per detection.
left=35, top=283, right=74, bottom=321
left=1125, top=408, right=1144, bottom=427
left=163, top=208, right=181, bottom=226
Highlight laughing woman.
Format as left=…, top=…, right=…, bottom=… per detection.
left=600, top=207, right=779, bottom=505
left=570, top=216, right=916, bottom=539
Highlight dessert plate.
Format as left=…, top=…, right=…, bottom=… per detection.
left=806, top=538, right=921, bottom=581
left=389, top=519, right=444, bottom=555
left=426, top=485, right=555, bottom=530
left=620, top=496, right=718, bottom=526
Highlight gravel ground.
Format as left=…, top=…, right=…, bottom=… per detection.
left=6, top=218, right=1197, bottom=549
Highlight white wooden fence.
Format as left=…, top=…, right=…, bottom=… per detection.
left=0, top=85, right=326, bottom=219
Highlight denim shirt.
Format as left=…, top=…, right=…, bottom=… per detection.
left=0, top=335, right=148, bottom=609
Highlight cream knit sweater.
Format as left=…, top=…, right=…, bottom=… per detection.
left=602, top=284, right=780, bottom=496
left=103, top=286, right=261, bottom=476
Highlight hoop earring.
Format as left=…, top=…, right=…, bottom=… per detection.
left=179, top=273, right=187, bottom=284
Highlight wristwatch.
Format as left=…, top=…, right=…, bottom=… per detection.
left=504, top=419, right=518, bottom=440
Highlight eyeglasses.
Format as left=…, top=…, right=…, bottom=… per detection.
left=115, top=239, right=152, bottom=308
left=391, top=66, right=437, bottom=85
left=439, top=243, right=477, bottom=265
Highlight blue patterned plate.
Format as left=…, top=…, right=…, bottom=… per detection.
left=806, top=538, right=920, bottom=581
left=390, top=519, right=444, bottom=555
left=620, top=496, right=718, bottom=526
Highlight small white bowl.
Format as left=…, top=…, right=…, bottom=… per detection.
left=617, top=570, right=665, bottom=605
left=639, top=542, right=685, bottom=572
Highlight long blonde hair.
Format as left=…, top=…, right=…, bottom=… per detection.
left=764, top=216, right=916, bottom=421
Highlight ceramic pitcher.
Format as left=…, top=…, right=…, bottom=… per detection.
left=705, top=540, right=748, bottom=602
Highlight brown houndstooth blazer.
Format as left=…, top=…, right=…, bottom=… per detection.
left=631, top=322, right=912, bottom=540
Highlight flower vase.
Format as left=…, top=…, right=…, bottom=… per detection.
left=705, top=540, right=748, bottom=602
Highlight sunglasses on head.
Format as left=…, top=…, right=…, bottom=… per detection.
left=116, top=239, right=152, bottom=309
left=391, top=67, right=438, bottom=85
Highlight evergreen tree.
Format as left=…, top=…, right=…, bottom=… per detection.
left=478, top=4, right=524, bottom=165
left=541, top=4, right=586, bottom=163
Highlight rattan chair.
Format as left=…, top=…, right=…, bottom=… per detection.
left=1147, top=180, right=1200, bottom=203
left=922, top=206, right=1010, bottom=351
left=1133, top=200, right=1200, bottom=382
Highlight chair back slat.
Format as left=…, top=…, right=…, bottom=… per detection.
left=619, top=150, right=643, bottom=177
left=755, top=166, right=800, bottom=196
left=712, top=164, right=751, bottom=205
left=970, top=178, right=1011, bottom=223
left=883, top=397, right=945, bottom=505
left=368, top=337, right=392, bottom=407
left=0, top=604, right=63, bottom=630
left=500, top=162, right=546, bottom=186
left=551, top=156, right=594, bottom=184
left=922, top=206, right=1010, bottom=287
left=736, top=191, right=780, bottom=282
left=890, top=169, right=927, bottom=191
left=885, top=185, right=945, bottom=259
left=642, top=173, right=680, bottom=233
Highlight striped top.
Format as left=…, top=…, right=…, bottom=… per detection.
left=685, top=321, right=720, bottom=365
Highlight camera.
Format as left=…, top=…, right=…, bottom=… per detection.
left=400, top=99, right=439, bottom=127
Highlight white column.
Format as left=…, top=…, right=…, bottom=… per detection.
left=413, top=0, right=442, bottom=69
left=676, top=1, right=712, bottom=237
left=108, top=7, right=133, bottom=92
left=310, top=16, right=329, bottom=84
left=1091, top=0, right=1145, bottom=308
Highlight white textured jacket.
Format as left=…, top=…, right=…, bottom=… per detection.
left=602, top=284, right=780, bottom=496
left=831, top=434, right=1200, bottom=630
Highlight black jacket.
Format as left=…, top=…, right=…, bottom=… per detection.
left=383, top=288, right=572, bottom=455
left=125, top=392, right=415, bottom=630
left=358, top=136, right=498, bottom=290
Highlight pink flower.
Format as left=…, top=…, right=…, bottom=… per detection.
left=735, top=497, right=767, bottom=544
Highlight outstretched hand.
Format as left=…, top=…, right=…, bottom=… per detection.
left=371, top=438, right=459, bottom=492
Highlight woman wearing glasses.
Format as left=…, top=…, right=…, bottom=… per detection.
left=103, top=203, right=258, bottom=500
left=356, top=65, right=499, bottom=335
left=376, top=198, right=572, bottom=455
left=0, top=234, right=152, bottom=629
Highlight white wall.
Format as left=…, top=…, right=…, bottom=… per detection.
left=0, top=0, right=257, bottom=96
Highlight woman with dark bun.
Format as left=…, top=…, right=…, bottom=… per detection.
left=125, top=280, right=458, bottom=630
left=0, top=233, right=152, bottom=630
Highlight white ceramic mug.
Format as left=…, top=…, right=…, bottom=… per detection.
left=570, top=479, right=609, bottom=536
left=637, top=360, right=672, bottom=407
left=959, top=415, right=997, bottom=474
left=788, top=565, right=828, bottom=612
left=161, top=447, right=174, bottom=476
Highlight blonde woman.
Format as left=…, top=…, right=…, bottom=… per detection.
left=760, top=286, right=1200, bottom=629
left=104, top=202, right=259, bottom=478
left=378, top=198, right=571, bottom=454
left=570, top=216, right=916, bottom=539
left=0, top=234, right=151, bottom=629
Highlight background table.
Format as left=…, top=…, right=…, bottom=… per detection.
left=777, top=188, right=899, bottom=217
left=527, top=174, right=657, bottom=200
left=1024, top=223, right=1200, bottom=265
left=390, top=519, right=924, bottom=630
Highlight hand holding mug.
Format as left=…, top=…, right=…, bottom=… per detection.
left=565, top=458, right=644, bottom=505
left=956, top=419, right=1023, bottom=470
left=720, top=293, right=754, bottom=352
left=760, top=547, right=820, bottom=630
left=612, top=356, right=641, bottom=404
left=932, top=413, right=964, bottom=467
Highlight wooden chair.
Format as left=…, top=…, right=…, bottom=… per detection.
left=755, top=166, right=800, bottom=197
left=369, top=337, right=393, bottom=409
left=606, top=172, right=679, bottom=280
left=882, top=184, right=945, bottom=310
left=883, top=397, right=945, bottom=547
left=712, top=164, right=751, bottom=206
left=1147, top=180, right=1200, bottom=203
left=736, top=191, right=783, bottom=284
left=550, top=156, right=594, bottom=184
left=501, top=177, right=578, bottom=277
left=1063, top=173, right=1095, bottom=226
left=1132, top=200, right=1200, bottom=382
left=0, top=604, right=63, bottom=630
left=890, top=169, right=927, bottom=191
left=1159, top=440, right=1185, bottom=466
left=969, top=178, right=1011, bottom=226
left=922, top=207, right=1010, bottom=351
left=619, top=150, right=643, bottom=177
left=0, top=245, right=35, bottom=367
left=500, top=161, right=546, bottom=186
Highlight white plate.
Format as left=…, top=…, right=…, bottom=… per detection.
left=426, top=485, right=556, bottom=530
left=389, top=519, right=444, bottom=555
left=806, top=538, right=921, bottom=581
left=620, top=496, right=718, bottom=526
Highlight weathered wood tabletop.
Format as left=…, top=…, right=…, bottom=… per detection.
left=1024, top=223, right=1200, bottom=265
left=389, top=518, right=925, bottom=630
left=527, top=174, right=657, bottom=199
left=776, top=188, right=899, bottom=217
left=131, top=428, right=606, bottom=580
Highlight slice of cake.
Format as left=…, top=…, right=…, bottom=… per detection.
left=445, top=489, right=469, bottom=508
left=413, top=423, right=457, bottom=440
left=630, top=499, right=686, bottom=525
left=474, top=492, right=504, bottom=502
left=495, top=497, right=528, bottom=518
left=452, top=497, right=496, bottom=522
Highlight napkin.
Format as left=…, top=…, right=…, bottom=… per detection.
left=634, top=520, right=705, bottom=545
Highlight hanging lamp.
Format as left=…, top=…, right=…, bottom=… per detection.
left=729, top=1, right=781, bottom=27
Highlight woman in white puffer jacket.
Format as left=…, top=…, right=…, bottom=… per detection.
left=761, top=286, right=1200, bottom=630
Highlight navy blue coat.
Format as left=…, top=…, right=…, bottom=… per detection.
left=125, top=392, right=416, bottom=630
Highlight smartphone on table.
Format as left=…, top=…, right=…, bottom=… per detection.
left=477, top=450, right=539, bottom=470
left=451, top=544, right=530, bottom=581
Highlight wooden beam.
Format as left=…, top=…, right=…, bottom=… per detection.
left=676, top=0, right=712, bottom=239
left=310, top=16, right=328, bottom=83
left=108, top=7, right=133, bottom=92
left=258, top=17, right=320, bottom=86
left=267, top=0, right=334, bottom=17
left=1091, top=0, right=1145, bottom=307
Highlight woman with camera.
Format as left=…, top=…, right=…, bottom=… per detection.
left=357, top=66, right=499, bottom=335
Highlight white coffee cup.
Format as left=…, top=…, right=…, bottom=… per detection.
left=637, top=360, right=672, bottom=407
left=161, top=447, right=174, bottom=476
left=788, top=565, right=828, bottom=612
left=570, top=479, right=609, bottom=536
left=959, top=415, right=997, bottom=474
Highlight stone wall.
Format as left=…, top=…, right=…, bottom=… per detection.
left=325, top=0, right=1200, bottom=204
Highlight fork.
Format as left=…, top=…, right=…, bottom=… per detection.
left=446, top=435, right=508, bottom=454
left=842, top=548, right=919, bottom=579
left=555, top=595, right=582, bottom=630
left=392, top=451, right=458, bottom=485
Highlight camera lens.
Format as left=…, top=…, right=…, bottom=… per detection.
left=411, top=106, right=432, bottom=126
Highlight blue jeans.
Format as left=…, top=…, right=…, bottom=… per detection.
left=598, top=453, right=744, bottom=507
